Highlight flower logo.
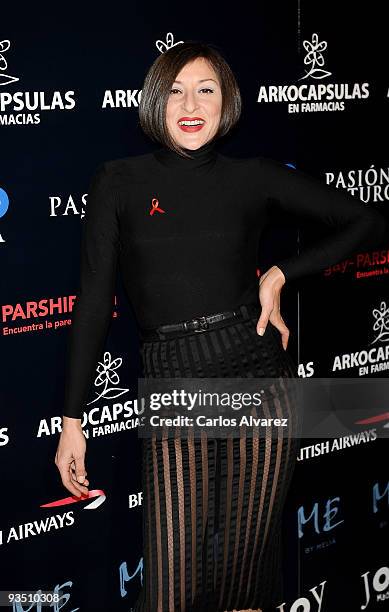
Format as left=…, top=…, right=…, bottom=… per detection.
left=299, top=33, right=332, bottom=81
left=0, top=40, right=19, bottom=86
left=87, top=351, right=129, bottom=404
left=156, top=32, right=184, bottom=54
left=371, top=300, right=389, bottom=344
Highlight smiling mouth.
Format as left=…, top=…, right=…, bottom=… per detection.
left=178, top=119, right=205, bottom=126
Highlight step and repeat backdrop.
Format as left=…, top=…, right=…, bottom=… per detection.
left=1, top=3, right=388, bottom=611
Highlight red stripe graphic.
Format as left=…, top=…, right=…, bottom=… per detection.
left=355, top=412, right=389, bottom=425
left=40, top=489, right=106, bottom=509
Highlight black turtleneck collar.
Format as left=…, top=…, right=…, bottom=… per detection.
left=152, top=139, right=218, bottom=173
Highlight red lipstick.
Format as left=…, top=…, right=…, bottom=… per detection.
left=177, top=116, right=205, bottom=133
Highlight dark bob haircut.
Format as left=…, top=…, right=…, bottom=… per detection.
left=139, top=40, right=242, bottom=158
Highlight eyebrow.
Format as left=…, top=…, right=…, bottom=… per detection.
left=172, top=78, right=218, bottom=85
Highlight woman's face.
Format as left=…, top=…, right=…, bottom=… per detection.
left=166, top=57, right=222, bottom=150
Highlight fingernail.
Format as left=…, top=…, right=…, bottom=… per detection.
left=258, top=327, right=265, bottom=336
left=78, top=476, right=85, bottom=483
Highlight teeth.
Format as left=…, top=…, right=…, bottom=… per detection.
left=179, top=120, right=205, bottom=126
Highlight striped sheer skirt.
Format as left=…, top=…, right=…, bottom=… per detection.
left=133, top=311, right=301, bottom=612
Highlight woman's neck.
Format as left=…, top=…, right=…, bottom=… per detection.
left=152, top=139, right=218, bottom=172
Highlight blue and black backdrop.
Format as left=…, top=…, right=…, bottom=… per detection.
left=1, top=2, right=388, bottom=611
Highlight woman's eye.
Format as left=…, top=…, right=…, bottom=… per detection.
left=169, top=88, right=214, bottom=94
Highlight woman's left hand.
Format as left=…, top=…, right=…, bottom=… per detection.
left=256, top=265, right=289, bottom=350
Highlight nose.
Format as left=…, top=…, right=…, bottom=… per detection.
left=182, top=90, right=198, bottom=113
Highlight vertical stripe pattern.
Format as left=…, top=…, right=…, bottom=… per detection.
left=134, top=313, right=301, bottom=612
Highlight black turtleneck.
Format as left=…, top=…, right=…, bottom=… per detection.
left=63, top=140, right=387, bottom=418
left=152, top=139, right=218, bottom=172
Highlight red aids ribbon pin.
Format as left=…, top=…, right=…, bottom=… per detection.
left=150, top=197, right=165, bottom=215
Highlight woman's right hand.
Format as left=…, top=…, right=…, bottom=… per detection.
left=55, top=417, right=90, bottom=498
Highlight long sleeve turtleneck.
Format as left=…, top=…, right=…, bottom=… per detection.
left=62, top=141, right=387, bottom=418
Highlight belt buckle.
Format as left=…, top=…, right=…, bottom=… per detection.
left=190, top=315, right=209, bottom=333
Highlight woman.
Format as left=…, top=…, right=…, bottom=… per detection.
left=55, top=41, right=386, bottom=612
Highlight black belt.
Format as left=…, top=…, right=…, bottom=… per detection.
left=139, top=303, right=259, bottom=341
